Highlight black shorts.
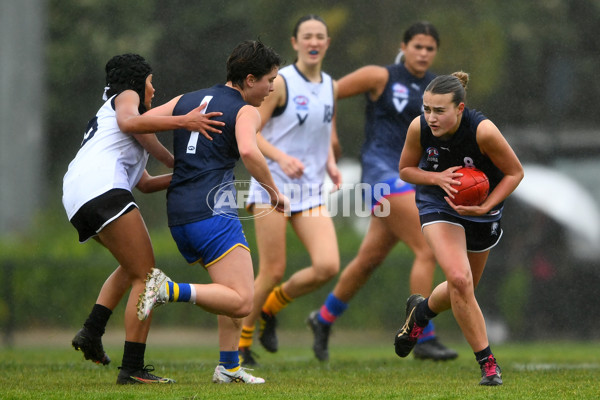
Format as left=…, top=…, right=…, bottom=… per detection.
left=420, top=212, right=503, bottom=252
left=70, top=189, right=138, bottom=243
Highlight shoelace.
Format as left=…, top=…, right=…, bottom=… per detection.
left=119, top=364, right=157, bottom=376
left=409, top=324, right=425, bottom=339
left=482, top=357, right=498, bottom=377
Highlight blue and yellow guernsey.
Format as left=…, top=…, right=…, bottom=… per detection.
left=167, top=84, right=247, bottom=226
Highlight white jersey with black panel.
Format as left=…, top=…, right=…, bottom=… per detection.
left=247, top=64, right=334, bottom=212
left=62, top=95, right=148, bottom=220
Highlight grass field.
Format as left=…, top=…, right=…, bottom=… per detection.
left=0, top=329, right=598, bottom=399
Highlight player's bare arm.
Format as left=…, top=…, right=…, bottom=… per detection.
left=236, top=105, right=287, bottom=211
left=475, top=120, right=524, bottom=209
left=336, top=65, right=389, bottom=100
left=135, top=170, right=172, bottom=194
left=255, top=74, right=304, bottom=179
left=132, top=133, right=174, bottom=168
left=116, top=92, right=225, bottom=139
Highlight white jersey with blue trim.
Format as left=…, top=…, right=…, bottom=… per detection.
left=62, top=95, right=148, bottom=220
left=247, top=64, right=335, bottom=212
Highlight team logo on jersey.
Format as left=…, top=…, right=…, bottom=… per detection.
left=392, top=83, right=409, bottom=98
left=294, top=95, right=309, bottom=125
left=426, top=147, right=439, bottom=163
left=392, top=83, right=409, bottom=113
left=294, top=95, right=309, bottom=108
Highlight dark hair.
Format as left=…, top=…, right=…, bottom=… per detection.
left=292, top=14, right=328, bottom=38
left=425, top=71, right=469, bottom=105
left=226, top=40, right=283, bottom=88
left=104, top=53, right=152, bottom=113
left=403, top=21, right=440, bottom=48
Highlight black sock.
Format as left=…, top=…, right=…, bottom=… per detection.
left=121, top=341, right=146, bottom=371
left=83, top=304, right=112, bottom=337
left=475, top=346, right=492, bottom=364
left=415, top=298, right=437, bottom=327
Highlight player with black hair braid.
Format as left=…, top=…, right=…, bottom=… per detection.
left=104, top=53, right=153, bottom=114
left=64, top=53, right=225, bottom=384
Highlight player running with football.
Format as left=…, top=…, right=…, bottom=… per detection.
left=308, top=21, right=457, bottom=362
left=395, top=71, right=523, bottom=386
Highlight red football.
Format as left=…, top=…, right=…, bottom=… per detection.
left=451, top=167, right=489, bottom=206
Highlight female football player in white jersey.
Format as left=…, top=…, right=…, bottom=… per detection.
left=236, top=15, right=342, bottom=365
left=64, top=53, right=223, bottom=384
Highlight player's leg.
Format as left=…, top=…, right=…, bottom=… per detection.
left=307, top=214, right=396, bottom=361
left=466, top=250, right=501, bottom=385
left=151, top=246, right=255, bottom=318
left=95, top=266, right=132, bottom=309
left=239, top=207, right=288, bottom=357
left=259, top=206, right=339, bottom=354
left=383, top=193, right=457, bottom=360
left=413, top=222, right=500, bottom=384
left=422, top=223, right=487, bottom=348
left=284, top=206, right=339, bottom=297
left=206, top=248, right=264, bottom=384
left=72, top=265, right=130, bottom=366
left=332, top=215, right=396, bottom=303
left=72, top=266, right=127, bottom=364
left=70, top=192, right=136, bottom=366
left=98, top=209, right=174, bottom=384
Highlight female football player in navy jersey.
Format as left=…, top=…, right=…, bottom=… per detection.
left=396, top=71, right=523, bottom=386
left=136, top=40, right=288, bottom=384
left=308, top=21, right=457, bottom=362
left=64, top=53, right=224, bottom=384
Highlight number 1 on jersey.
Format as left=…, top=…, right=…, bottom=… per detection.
left=186, top=96, right=214, bottom=154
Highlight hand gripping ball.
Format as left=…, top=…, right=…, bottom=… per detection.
left=451, top=167, right=489, bottom=206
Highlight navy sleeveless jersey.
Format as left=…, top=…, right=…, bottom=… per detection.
left=416, top=107, right=505, bottom=222
left=167, top=84, right=247, bottom=226
left=361, top=63, right=435, bottom=186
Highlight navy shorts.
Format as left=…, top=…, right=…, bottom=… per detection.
left=170, top=214, right=250, bottom=267
left=420, top=212, right=503, bottom=252
left=70, top=189, right=137, bottom=243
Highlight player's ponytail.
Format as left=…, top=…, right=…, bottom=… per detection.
left=425, top=71, right=469, bottom=106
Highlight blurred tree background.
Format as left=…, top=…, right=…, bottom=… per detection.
left=2, top=0, right=600, bottom=344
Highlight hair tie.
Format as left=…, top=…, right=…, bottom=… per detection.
left=102, top=86, right=110, bottom=101
left=394, top=50, right=404, bottom=65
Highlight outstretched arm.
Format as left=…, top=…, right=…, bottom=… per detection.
left=115, top=91, right=225, bottom=139
left=336, top=65, right=388, bottom=101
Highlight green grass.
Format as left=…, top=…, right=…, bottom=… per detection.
left=1, top=331, right=599, bottom=399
